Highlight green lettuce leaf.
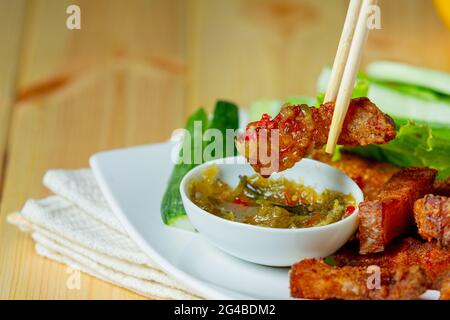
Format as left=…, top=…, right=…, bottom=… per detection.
left=249, top=96, right=317, bottom=122
left=249, top=99, right=282, bottom=122
left=316, top=68, right=369, bottom=105
left=347, top=121, right=450, bottom=179
left=366, top=60, right=450, bottom=96
left=285, top=96, right=317, bottom=106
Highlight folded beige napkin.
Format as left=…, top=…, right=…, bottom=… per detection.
left=7, top=169, right=201, bottom=300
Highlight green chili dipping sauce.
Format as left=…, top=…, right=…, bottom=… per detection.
left=188, top=165, right=356, bottom=229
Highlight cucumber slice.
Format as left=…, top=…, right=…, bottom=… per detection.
left=317, top=64, right=450, bottom=126
left=367, top=61, right=450, bottom=96
left=160, top=108, right=207, bottom=231
left=368, top=84, right=450, bottom=126
left=160, top=102, right=239, bottom=231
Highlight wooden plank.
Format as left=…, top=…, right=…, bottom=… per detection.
left=364, top=0, right=450, bottom=70
left=0, top=0, right=186, bottom=300
left=0, top=62, right=185, bottom=300
left=17, top=0, right=187, bottom=95
left=0, top=0, right=26, bottom=193
left=185, top=0, right=347, bottom=112
left=0, top=0, right=26, bottom=298
left=185, top=0, right=450, bottom=113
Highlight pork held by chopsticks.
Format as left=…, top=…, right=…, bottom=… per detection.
left=290, top=259, right=429, bottom=300
left=358, top=167, right=437, bottom=254
left=414, top=195, right=450, bottom=248
left=236, top=97, right=396, bottom=176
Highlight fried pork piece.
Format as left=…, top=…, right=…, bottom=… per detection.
left=434, top=177, right=450, bottom=197
left=414, top=195, right=450, bottom=247
left=334, top=237, right=450, bottom=294
left=290, top=259, right=429, bottom=300
left=312, top=150, right=399, bottom=200
left=438, top=274, right=450, bottom=300
left=236, top=98, right=396, bottom=176
left=359, top=167, right=437, bottom=254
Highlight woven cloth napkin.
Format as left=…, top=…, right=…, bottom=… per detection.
left=7, top=169, right=200, bottom=300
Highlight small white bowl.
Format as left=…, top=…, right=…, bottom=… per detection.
left=180, top=156, right=363, bottom=267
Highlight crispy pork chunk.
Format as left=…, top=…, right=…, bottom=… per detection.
left=312, top=150, right=399, bottom=200
left=438, top=273, right=450, bottom=300
left=236, top=98, right=396, bottom=176
left=358, top=167, right=437, bottom=254
left=290, top=259, right=429, bottom=300
left=414, top=195, right=450, bottom=248
left=434, top=177, right=450, bottom=197
left=334, top=237, right=450, bottom=298
left=335, top=237, right=450, bottom=287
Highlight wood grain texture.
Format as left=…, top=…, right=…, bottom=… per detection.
left=185, top=0, right=346, bottom=113
left=0, top=0, right=185, bottom=300
left=185, top=0, right=450, bottom=113
left=0, top=63, right=183, bottom=299
left=364, top=0, right=450, bottom=70
left=17, top=0, right=187, bottom=94
left=0, top=0, right=26, bottom=194
left=0, top=0, right=449, bottom=299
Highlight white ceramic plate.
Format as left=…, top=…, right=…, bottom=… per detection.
left=90, top=142, right=439, bottom=300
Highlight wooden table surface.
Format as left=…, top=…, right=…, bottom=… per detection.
left=0, top=0, right=449, bottom=300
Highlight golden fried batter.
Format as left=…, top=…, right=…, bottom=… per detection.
left=438, top=274, right=450, bottom=300
left=358, top=167, right=437, bottom=254
left=414, top=195, right=450, bottom=247
left=312, top=150, right=399, bottom=200
left=434, top=177, right=450, bottom=197
left=290, top=259, right=429, bottom=300
left=334, top=237, right=450, bottom=298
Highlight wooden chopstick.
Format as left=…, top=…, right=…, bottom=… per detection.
left=324, top=0, right=363, bottom=103
left=325, top=0, right=377, bottom=154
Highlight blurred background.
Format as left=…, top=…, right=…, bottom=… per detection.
left=0, top=0, right=449, bottom=299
